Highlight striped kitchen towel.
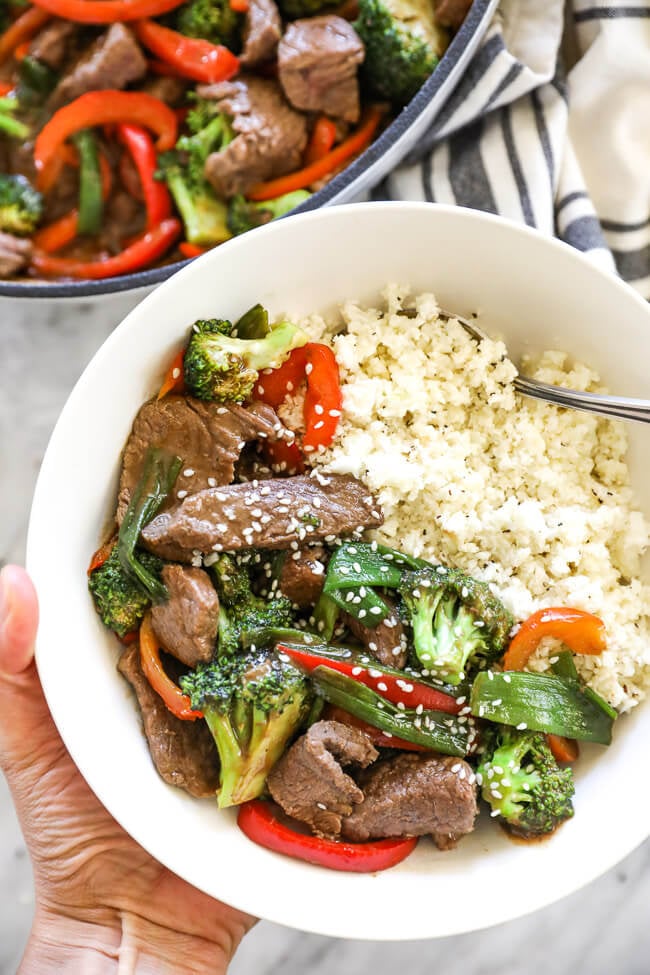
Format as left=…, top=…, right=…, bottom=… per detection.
left=379, top=0, right=650, bottom=299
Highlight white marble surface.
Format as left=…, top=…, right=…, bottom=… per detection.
left=1, top=295, right=649, bottom=975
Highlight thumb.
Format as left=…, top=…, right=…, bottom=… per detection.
left=0, top=565, right=59, bottom=782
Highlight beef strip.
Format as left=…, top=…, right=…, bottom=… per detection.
left=116, top=396, right=286, bottom=524
left=99, top=190, right=144, bottom=252
left=277, top=16, right=364, bottom=123
left=118, top=642, right=219, bottom=798
left=240, top=0, right=282, bottom=66
left=150, top=564, right=219, bottom=667
left=28, top=18, right=80, bottom=70
left=343, top=595, right=408, bottom=668
left=199, top=76, right=308, bottom=198
left=142, top=75, right=189, bottom=106
left=341, top=752, right=477, bottom=847
left=277, top=544, right=327, bottom=608
left=433, top=0, right=471, bottom=29
left=0, top=233, right=32, bottom=278
left=140, top=473, right=384, bottom=562
left=267, top=720, right=378, bottom=837
left=49, top=23, right=147, bottom=109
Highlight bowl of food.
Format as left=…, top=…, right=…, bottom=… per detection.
left=26, top=202, right=650, bottom=940
left=0, top=0, right=495, bottom=297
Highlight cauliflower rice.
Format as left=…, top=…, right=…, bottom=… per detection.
left=298, top=285, right=650, bottom=712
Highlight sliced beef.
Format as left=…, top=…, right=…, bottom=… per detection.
left=343, top=595, right=407, bottom=669
left=118, top=643, right=219, bottom=798
left=433, top=0, right=471, bottom=29
left=99, top=190, right=144, bottom=252
left=240, top=0, right=282, bottom=66
left=117, top=395, right=286, bottom=524
left=141, top=473, right=384, bottom=562
left=150, top=565, right=219, bottom=667
left=199, top=76, right=308, bottom=198
left=341, top=752, right=477, bottom=847
left=267, top=720, right=378, bottom=837
left=142, top=75, right=189, bottom=106
left=49, top=23, right=147, bottom=109
left=278, top=544, right=327, bottom=608
left=28, top=18, right=80, bottom=70
left=278, top=16, right=364, bottom=123
left=0, top=233, right=32, bottom=278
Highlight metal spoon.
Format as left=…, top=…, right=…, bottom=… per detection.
left=448, top=312, right=650, bottom=425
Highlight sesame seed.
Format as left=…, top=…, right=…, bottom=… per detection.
left=492, top=698, right=502, bottom=707
left=377, top=682, right=388, bottom=692
left=292, top=551, right=302, bottom=561
left=358, top=609, right=367, bottom=618
left=516, top=722, right=527, bottom=730
left=177, top=490, right=188, bottom=499
left=490, top=809, right=501, bottom=817
left=305, top=362, right=313, bottom=375
left=345, top=591, right=355, bottom=603
left=172, top=367, right=181, bottom=379
left=329, top=409, right=341, bottom=417
left=368, top=642, right=377, bottom=652
left=503, top=674, right=512, bottom=683
left=369, top=606, right=382, bottom=615
left=316, top=802, right=327, bottom=810
left=353, top=562, right=362, bottom=573
left=208, top=477, right=217, bottom=487
left=260, top=486, right=271, bottom=496
left=183, top=468, right=195, bottom=477
left=397, top=702, right=406, bottom=710
left=314, top=403, right=324, bottom=415
left=415, top=704, right=423, bottom=715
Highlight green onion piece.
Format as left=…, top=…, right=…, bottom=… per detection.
left=326, top=584, right=391, bottom=627
left=470, top=671, right=614, bottom=745
left=234, top=303, right=269, bottom=339
left=117, top=447, right=182, bottom=602
left=240, top=627, right=324, bottom=651
left=551, top=650, right=579, bottom=682
left=73, top=128, right=103, bottom=236
left=0, top=104, right=29, bottom=140
left=324, top=541, right=428, bottom=592
left=312, top=591, right=339, bottom=642
left=17, top=56, right=57, bottom=106
left=311, top=666, right=469, bottom=756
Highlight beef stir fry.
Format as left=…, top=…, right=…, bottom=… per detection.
left=89, top=304, right=618, bottom=872
left=0, top=0, right=471, bottom=281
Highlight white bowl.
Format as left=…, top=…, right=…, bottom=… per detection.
left=26, top=203, right=650, bottom=941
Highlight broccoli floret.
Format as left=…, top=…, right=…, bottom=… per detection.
left=210, top=553, right=296, bottom=655
left=157, top=105, right=234, bottom=246
left=355, top=0, right=448, bottom=105
left=89, top=547, right=164, bottom=637
left=181, top=648, right=313, bottom=806
left=226, top=190, right=311, bottom=237
left=477, top=725, right=575, bottom=837
left=399, top=566, right=513, bottom=685
left=176, top=0, right=242, bottom=47
left=0, top=173, right=43, bottom=235
left=184, top=315, right=309, bottom=403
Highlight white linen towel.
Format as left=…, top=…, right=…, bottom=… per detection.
left=375, top=0, right=650, bottom=299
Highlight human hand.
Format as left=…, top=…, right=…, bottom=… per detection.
left=0, top=565, right=256, bottom=975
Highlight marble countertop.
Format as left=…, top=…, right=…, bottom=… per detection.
left=1, top=295, right=649, bottom=975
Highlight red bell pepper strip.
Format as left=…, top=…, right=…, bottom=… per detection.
left=134, top=19, right=240, bottom=85
left=14, top=39, right=30, bottom=60
left=229, top=0, right=248, bottom=10
left=178, top=241, right=207, bottom=259
left=117, top=122, right=172, bottom=230
left=237, top=800, right=417, bottom=872
left=34, top=91, right=178, bottom=177
left=262, top=438, right=305, bottom=475
left=254, top=346, right=308, bottom=407
left=29, top=0, right=186, bottom=24
left=304, top=115, right=337, bottom=165
left=0, top=81, right=13, bottom=96
left=0, top=6, right=49, bottom=65
left=302, top=344, right=342, bottom=452
left=31, top=216, right=182, bottom=279
left=277, top=644, right=462, bottom=714
left=157, top=347, right=186, bottom=399
left=254, top=342, right=343, bottom=453
left=547, top=733, right=580, bottom=764
left=503, top=607, right=607, bottom=671
left=139, top=613, right=203, bottom=720
left=324, top=705, right=427, bottom=752
left=87, top=539, right=115, bottom=574
left=247, top=106, right=383, bottom=201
